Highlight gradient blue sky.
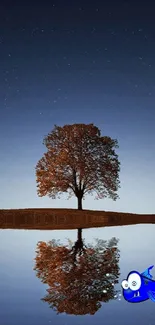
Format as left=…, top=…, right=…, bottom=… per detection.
left=0, top=1, right=155, bottom=213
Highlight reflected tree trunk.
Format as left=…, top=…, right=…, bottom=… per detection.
left=77, top=228, right=82, bottom=242
left=71, top=228, right=85, bottom=261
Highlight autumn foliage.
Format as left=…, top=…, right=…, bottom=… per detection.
left=36, top=123, right=120, bottom=209
left=34, top=232, right=120, bottom=315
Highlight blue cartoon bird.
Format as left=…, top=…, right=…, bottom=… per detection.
left=122, top=265, right=155, bottom=303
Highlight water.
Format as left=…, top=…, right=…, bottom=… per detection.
left=0, top=224, right=155, bottom=325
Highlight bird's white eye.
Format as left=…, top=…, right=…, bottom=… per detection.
left=122, top=280, right=129, bottom=290
left=128, top=273, right=141, bottom=291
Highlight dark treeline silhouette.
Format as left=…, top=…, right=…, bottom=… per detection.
left=34, top=229, right=120, bottom=315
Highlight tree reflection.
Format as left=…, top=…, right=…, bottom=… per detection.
left=34, top=229, right=120, bottom=315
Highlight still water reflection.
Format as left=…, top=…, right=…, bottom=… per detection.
left=34, top=229, right=120, bottom=315
left=0, top=224, right=155, bottom=324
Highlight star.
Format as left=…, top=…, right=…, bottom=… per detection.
left=31, top=28, right=40, bottom=37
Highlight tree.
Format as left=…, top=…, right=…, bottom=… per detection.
left=36, top=123, right=120, bottom=210
left=34, top=233, right=120, bottom=315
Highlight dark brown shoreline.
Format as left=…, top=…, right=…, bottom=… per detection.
left=0, top=208, right=155, bottom=230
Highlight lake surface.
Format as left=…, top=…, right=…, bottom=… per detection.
left=0, top=224, right=155, bottom=325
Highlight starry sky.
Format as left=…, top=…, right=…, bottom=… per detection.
left=0, top=1, right=155, bottom=213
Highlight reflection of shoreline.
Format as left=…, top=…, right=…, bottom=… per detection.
left=0, top=208, right=155, bottom=230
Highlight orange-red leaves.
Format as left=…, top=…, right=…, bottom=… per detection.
left=34, top=235, right=120, bottom=315
left=36, top=124, right=120, bottom=201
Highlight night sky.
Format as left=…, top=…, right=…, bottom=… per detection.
left=1, top=1, right=155, bottom=213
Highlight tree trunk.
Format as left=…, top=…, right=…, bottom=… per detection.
left=77, top=195, right=82, bottom=210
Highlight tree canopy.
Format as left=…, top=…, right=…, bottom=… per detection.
left=34, top=232, right=120, bottom=315
left=36, top=123, right=120, bottom=209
